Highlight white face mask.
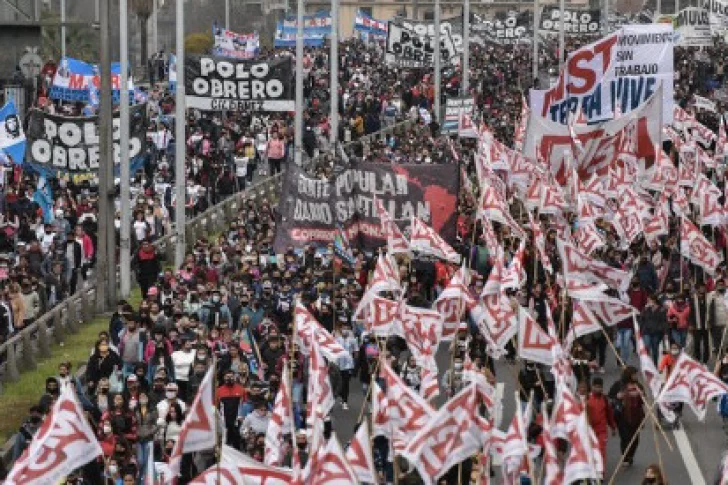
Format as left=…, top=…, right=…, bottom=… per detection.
left=103, top=424, right=112, bottom=434
left=165, top=391, right=177, bottom=400
left=671, top=350, right=680, bottom=356
left=108, top=464, right=118, bottom=475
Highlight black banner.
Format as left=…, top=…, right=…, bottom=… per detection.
left=538, top=7, right=601, bottom=36
left=185, top=55, right=294, bottom=111
left=385, top=21, right=459, bottom=68
left=471, top=12, right=532, bottom=45
left=25, top=104, right=147, bottom=176
left=274, top=162, right=460, bottom=252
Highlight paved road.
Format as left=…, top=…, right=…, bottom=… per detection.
left=329, top=343, right=726, bottom=483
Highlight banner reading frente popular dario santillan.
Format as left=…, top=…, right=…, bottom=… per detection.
left=24, top=104, right=147, bottom=176
left=538, top=7, right=601, bottom=36
left=184, top=55, right=294, bottom=112
left=529, top=23, right=674, bottom=125
left=273, top=162, right=460, bottom=253
left=524, top=85, right=663, bottom=183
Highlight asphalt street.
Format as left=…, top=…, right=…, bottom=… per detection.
left=329, top=342, right=727, bottom=484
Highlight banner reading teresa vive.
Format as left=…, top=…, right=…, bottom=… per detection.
left=529, top=24, right=674, bottom=124
left=274, top=162, right=460, bottom=252
left=185, top=55, right=294, bottom=111
left=25, top=104, right=147, bottom=176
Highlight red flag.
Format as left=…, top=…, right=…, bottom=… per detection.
left=295, top=302, right=351, bottom=362
left=551, top=386, right=583, bottom=441
left=518, top=307, right=555, bottom=366
left=541, top=405, right=564, bottom=485
left=435, top=265, right=475, bottom=341
left=680, top=218, right=723, bottom=275
left=308, top=434, right=358, bottom=484
left=557, top=238, right=631, bottom=293
left=393, top=301, right=443, bottom=371
left=419, top=366, right=441, bottom=402
left=563, top=413, right=603, bottom=483
left=410, top=216, right=461, bottom=263
left=6, top=385, right=102, bottom=485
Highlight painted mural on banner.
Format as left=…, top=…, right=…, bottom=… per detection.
left=385, top=21, right=459, bottom=67
left=24, top=104, right=147, bottom=176
left=529, top=24, right=674, bottom=124
left=274, top=162, right=459, bottom=252
left=212, top=26, right=260, bottom=59
left=49, top=57, right=134, bottom=104
left=442, top=97, right=475, bottom=134
left=524, top=85, right=663, bottom=182
left=538, top=7, right=601, bottom=36
left=184, top=55, right=294, bottom=111
left=656, top=7, right=713, bottom=46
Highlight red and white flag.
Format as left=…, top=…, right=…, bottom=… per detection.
left=6, top=385, right=102, bottom=485
left=265, top=365, right=292, bottom=466
left=478, top=184, right=526, bottom=240
left=497, top=394, right=532, bottom=476
left=220, top=445, right=292, bottom=484
left=308, top=434, right=358, bottom=484
left=541, top=405, right=564, bottom=485
left=371, top=381, right=390, bottom=438
left=472, top=293, right=519, bottom=351
left=583, top=298, right=634, bottom=327
left=566, top=300, right=603, bottom=349
left=513, top=96, right=530, bottom=152
left=573, top=222, right=605, bottom=256
left=481, top=246, right=504, bottom=297
left=633, top=316, right=664, bottom=398
left=393, top=301, right=443, bottom=371
left=402, top=384, right=492, bottom=485
left=680, top=218, right=723, bottom=276
left=716, top=114, right=727, bottom=162
left=518, top=307, right=555, bottom=366
left=563, top=412, right=604, bottom=484
left=612, top=205, right=643, bottom=247
left=558, top=239, right=632, bottom=293
left=374, top=196, right=410, bottom=254
left=295, top=303, right=351, bottom=362
left=656, top=352, right=728, bottom=421
left=307, top=339, right=335, bottom=422
left=368, top=252, right=402, bottom=294
left=410, top=216, right=461, bottom=263
left=435, top=264, right=475, bottom=341
left=644, top=204, right=669, bottom=243
left=529, top=212, right=553, bottom=274
left=381, top=359, right=436, bottom=454
left=345, top=423, right=377, bottom=484
left=502, top=240, right=527, bottom=291
left=168, top=365, right=217, bottom=481
left=420, top=366, right=441, bottom=402
left=362, top=295, right=399, bottom=336
left=551, top=386, right=583, bottom=441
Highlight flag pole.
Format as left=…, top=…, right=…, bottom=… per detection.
left=434, top=0, right=441, bottom=123
left=558, top=0, right=565, bottom=69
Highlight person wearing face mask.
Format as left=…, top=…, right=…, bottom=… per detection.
left=199, top=289, right=232, bottom=330
left=690, top=282, right=711, bottom=364
left=708, top=279, right=728, bottom=355
left=86, top=340, right=122, bottom=394
left=132, top=239, right=161, bottom=299
left=640, top=295, right=668, bottom=365
left=187, top=359, right=209, bottom=403
left=170, top=336, right=196, bottom=400
left=156, top=382, right=186, bottom=424
left=332, top=324, right=357, bottom=410
left=12, top=405, right=44, bottom=461
left=608, top=366, right=645, bottom=467
left=240, top=400, right=270, bottom=438
left=667, top=293, right=691, bottom=350
left=118, top=315, right=146, bottom=379
left=134, top=390, right=158, bottom=481
left=659, top=343, right=684, bottom=428
left=217, top=369, right=246, bottom=449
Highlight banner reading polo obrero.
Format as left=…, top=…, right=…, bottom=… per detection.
left=24, top=104, right=147, bottom=177
left=49, top=57, right=134, bottom=104
left=184, top=55, right=294, bottom=111
left=212, top=25, right=260, bottom=59
left=386, top=20, right=459, bottom=68
left=273, top=161, right=459, bottom=252
left=538, top=7, right=601, bottom=36
left=529, top=24, right=673, bottom=125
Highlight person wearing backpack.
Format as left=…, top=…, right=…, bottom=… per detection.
left=608, top=366, right=645, bottom=467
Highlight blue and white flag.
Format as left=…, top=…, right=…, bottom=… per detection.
left=33, top=174, right=54, bottom=223
left=0, top=101, right=26, bottom=164
left=49, top=57, right=134, bottom=104
left=168, top=54, right=177, bottom=94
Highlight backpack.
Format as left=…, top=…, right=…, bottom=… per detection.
left=719, top=394, right=728, bottom=417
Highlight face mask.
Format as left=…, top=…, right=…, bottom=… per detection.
left=165, top=391, right=177, bottom=400
left=212, top=296, right=221, bottom=303
left=103, top=424, right=112, bottom=434
left=671, top=350, right=680, bottom=356
left=197, top=352, right=206, bottom=360
left=108, top=465, right=118, bottom=476
left=225, top=379, right=234, bottom=386
left=139, top=397, right=149, bottom=406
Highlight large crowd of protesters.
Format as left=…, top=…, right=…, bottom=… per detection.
left=2, top=24, right=728, bottom=484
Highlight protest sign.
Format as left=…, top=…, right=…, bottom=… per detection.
left=529, top=24, right=674, bottom=124
left=385, top=21, right=459, bottom=67
left=184, top=55, right=294, bottom=111
left=0, top=101, right=26, bottom=164
left=656, top=7, right=712, bottom=46
left=274, top=10, right=331, bottom=47
left=49, top=57, right=134, bottom=104
left=538, top=7, right=601, bottom=36
left=693, top=94, right=717, bottom=112
left=470, top=12, right=532, bottom=45
left=442, top=96, right=475, bottom=135
left=274, top=162, right=459, bottom=252
left=25, top=104, right=147, bottom=176
left=212, top=26, right=260, bottom=59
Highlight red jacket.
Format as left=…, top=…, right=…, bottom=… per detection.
left=586, top=393, right=616, bottom=434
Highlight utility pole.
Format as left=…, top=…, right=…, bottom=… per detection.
left=462, top=0, right=470, bottom=94
left=120, top=0, right=131, bottom=298
left=294, top=0, right=304, bottom=165
left=175, top=0, right=186, bottom=267
left=225, top=0, right=230, bottom=29
left=97, top=0, right=115, bottom=310
left=433, top=0, right=441, bottom=122
left=152, top=0, right=158, bottom=55
left=330, top=0, right=338, bottom=150
left=559, top=0, right=566, bottom=69
left=533, top=0, right=540, bottom=84
left=61, top=0, right=66, bottom=58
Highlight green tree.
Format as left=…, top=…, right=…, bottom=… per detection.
left=185, top=32, right=213, bottom=54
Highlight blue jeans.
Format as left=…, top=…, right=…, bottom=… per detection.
left=643, top=333, right=662, bottom=365
left=292, top=382, right=304, bottom=429
left=616, top=328, right=633, bottom=362
left=672, top=329, right=687, bottom=349
left=137, top=442, right=152, bottom=483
